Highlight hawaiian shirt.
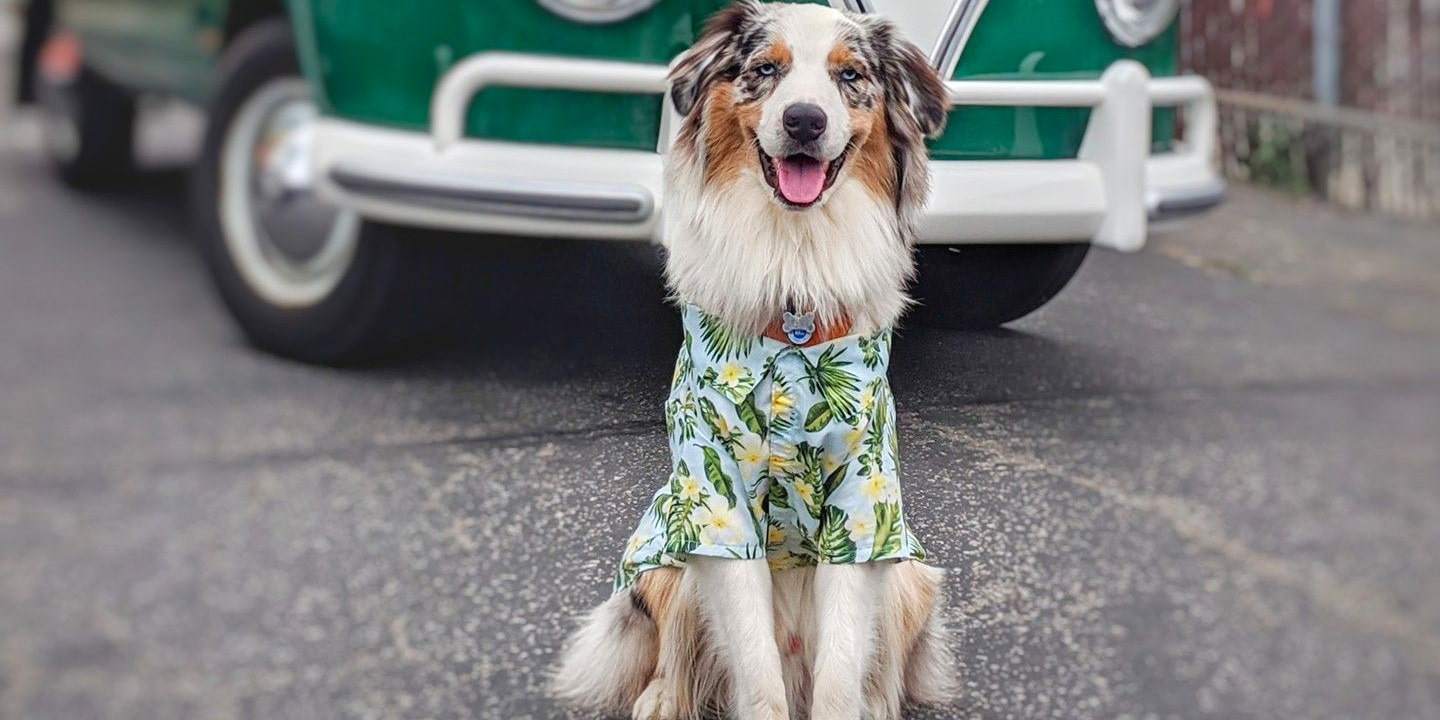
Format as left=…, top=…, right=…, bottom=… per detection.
left=614, top=304, right=926, bottom=591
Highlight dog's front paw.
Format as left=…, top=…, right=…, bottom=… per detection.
left=632, top=678, right=677, bottom=720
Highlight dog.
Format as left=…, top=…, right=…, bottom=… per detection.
left=553, top=3, right=953, bottom=719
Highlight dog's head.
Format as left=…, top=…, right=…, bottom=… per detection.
left=668, top=1, right=947, bottom=231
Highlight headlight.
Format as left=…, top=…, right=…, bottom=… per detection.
left=537, top=0, right=661, bottom=24
left=1095, top=0, right=1180, bottom=47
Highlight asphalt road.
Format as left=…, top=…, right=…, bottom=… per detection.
left=2, top=115, right=1439, bottom=720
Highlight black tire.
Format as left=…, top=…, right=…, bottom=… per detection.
left=192, top=20, right=455, bottom=365
left=36, top=62, right=136, bottom=189
left=909, top=243, right=1090, bottom=329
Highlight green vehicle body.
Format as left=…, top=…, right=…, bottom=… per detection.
left=57, top=0, right=1177, bottom=160
left=57, top=0, right=227, bottom=101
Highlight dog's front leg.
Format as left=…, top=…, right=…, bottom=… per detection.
left=811, top=563, right=880, bottom=720
left=690, top=557, right=788, bottom=720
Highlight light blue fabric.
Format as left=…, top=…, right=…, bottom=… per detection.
left=614, top=304, right=926, bottom=591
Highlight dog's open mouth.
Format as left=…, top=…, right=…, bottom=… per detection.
left=758, top=144, right=847, bottom=208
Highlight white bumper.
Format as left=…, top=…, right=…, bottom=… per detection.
left=313, top=53, right=1223, bottom=251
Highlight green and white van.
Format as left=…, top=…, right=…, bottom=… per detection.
left=29, top=0, right=1223, bottom=362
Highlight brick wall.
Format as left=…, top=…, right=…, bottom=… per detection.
left=1178, top=0, right=1440, bottom=218
left=1181, top=0, right=1437, bottom=119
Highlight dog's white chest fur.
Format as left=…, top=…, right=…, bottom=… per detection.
left=663, top=170, right=913, bottom=336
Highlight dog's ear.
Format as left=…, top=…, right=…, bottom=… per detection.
left=867, top=19, right=949, bottom=139
left=853, top=17, right=948, bottom=239
left=669, top=1, right=763, bottom=117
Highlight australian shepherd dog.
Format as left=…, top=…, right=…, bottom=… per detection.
left=553, top=3, right=954, bottom=718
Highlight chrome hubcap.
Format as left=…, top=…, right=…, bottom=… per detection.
left=220, top=78, right=358, bottom=309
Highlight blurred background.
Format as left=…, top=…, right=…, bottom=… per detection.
left=1180, top=0, right=1439, bottom=219
left=0, top=1, right=1437, bottom=719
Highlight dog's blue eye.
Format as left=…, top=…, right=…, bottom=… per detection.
left=840, top=68, right=862, bottom=82
left=757, top=63, right=778, bottom=77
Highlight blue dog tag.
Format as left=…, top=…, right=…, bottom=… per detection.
left=782, top=311, right=816, bottom=345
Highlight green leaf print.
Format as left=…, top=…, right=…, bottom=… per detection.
left=664, top=534, right=698, bottom=558
left=672, top=345, right=693, bottom=393
left=698, top=313, right=754, bottom=361
left=664, top=497, right=694, bottom=549
left=737, top=396, right=765, bottom=436
left=862, top=378, right=889, bottom=471
left=766, top=519, right=785, bottom=551
left=768, top=480, right=792, bottom=510
left=697, top=396, right=740, bottom=452
left=649, top=493, right=672, bottom=523
left=768, top=375, right=796, bottom=435
left=697, top=396, right=726, bottom=437
left=801, top=345, right=861, bottom=421
left=822, top=463, right=847, bottom=499
left=616, top=561, right=639, bottom=590
left=803, top=400, right=833, bottom=432
left=668, top=392, right=698, bottom=443
left=791, top=443, right=823, bottom=484
left=858, top=334, right=883, bottom=370
left=702, top=446, right=737, bottom=508
left=782, top=443, right=826, bottom=519
left=668, top=460, right=691, bottom=494
left=819, top=505, right=857, bottom=564
left=745, top=489, right=766, bottom=543
left=871, top=501, right=903, bottom=558
left=661, top=460, right=703, bottom=554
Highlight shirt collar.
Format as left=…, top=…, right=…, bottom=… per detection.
left=679, top=304, right=891, bottom=422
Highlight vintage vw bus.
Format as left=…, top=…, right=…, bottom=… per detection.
left=32, top=0, right=1223, bottom=362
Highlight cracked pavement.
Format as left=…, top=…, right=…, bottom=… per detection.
left=1, top=116, right=1438, bottom=719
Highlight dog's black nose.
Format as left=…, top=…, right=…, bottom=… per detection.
left=783, top=103, right=827, bottom=143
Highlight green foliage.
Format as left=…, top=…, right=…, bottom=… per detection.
left=737, top=396, right=765, bottom=436
left=819, top=505, right=857, bottom=563
left=698, top=313, right=754, bottom=361
left=666, top=391, right=698, bottom=443
left=871, top=501, right=903, bottom=557
left=804, top=401, right=833, bottom=432
left=702, top=446, right=736, bottom=508
left=1245, top=119, right=1312, bottom=194
left=801, top=346, right=861, bottom=421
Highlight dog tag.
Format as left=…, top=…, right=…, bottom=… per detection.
left=782, top=311, right=816, bottom=345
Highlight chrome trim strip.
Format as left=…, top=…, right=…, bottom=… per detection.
left=827, top=0, right=989, bottom=76
left=1149, top=179, right=1227, bottom=222
left=930, top=0, right=989, bottom=76
left=330, top=165, right=654, bottom=224
left=535, top=0, right=661, bottom=25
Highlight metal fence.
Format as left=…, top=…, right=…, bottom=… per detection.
left=1179, top=0, right=1440, bottom=219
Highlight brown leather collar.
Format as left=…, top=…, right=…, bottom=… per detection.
left=762, top=313, right=852, bottom=348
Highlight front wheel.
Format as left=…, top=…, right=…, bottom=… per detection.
left=192, top=20, right=453, bottom=364
left=909, top=243, right=1090, bottom=329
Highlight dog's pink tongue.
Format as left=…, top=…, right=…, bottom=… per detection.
left=776, top=156, right=827, bottom=204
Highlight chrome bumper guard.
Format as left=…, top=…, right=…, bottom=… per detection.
left=313, top=52, right=1224, bottom=250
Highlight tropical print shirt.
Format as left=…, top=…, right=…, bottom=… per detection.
left=614, top=304, right=926, bottom=591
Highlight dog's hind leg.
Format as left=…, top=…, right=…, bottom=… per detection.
left=810, top=562, right=881, bottom=720
left=690, top=557, right=788, bottom=720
